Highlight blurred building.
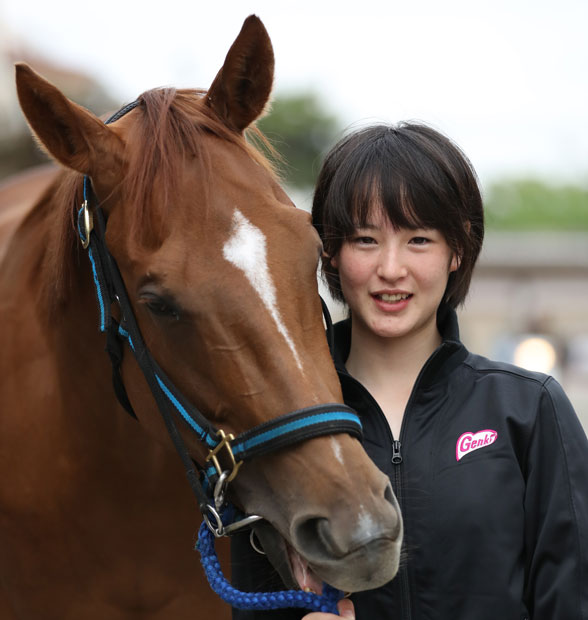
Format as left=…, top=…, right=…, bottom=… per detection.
left=458, top=231, right=588, bottom=429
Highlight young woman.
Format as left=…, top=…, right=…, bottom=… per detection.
left=232, top=123, right=588, bottom=620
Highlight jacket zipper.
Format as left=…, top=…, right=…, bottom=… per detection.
left=391, top=344, right=448, bottom=620
left=392, top=439, right=412, bottom=620
left=392, top=440, right=403, bottom=464
left=336, top=328, right=458, bottom=619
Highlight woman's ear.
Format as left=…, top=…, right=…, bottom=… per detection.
left=329, top=253, right=339, bottom=269
left=450, top=253, right=461, bottom=273
left=451, top=219, right=471, bottom=273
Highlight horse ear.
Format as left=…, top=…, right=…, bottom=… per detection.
left=206, top=15, right=274, bottom=133
left=15, top=63, right=124, bottom=177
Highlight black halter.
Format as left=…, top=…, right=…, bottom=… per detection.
left=77, top=100, right=362, bottom=534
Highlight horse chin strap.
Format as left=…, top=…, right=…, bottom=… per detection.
left=74, top=99, right=357, bottom=615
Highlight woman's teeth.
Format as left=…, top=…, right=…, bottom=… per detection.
left=379, top=293, right=410, bottom=302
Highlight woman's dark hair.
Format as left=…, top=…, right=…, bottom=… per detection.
left=312, top=122, right=484, bottom=308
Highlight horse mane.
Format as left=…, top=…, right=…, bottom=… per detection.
left=32, top=87, right=279, bottom=316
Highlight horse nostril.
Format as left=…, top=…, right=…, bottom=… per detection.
left=291, top=481, right=403, bottom=563
left=293, top=517, right=346, bottom=559
left=317, top=517, right=347, bottom=557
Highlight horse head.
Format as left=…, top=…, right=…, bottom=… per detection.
left=15, top=16, right=402, bottom=594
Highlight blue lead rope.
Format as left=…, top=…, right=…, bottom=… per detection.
left=196, top=522, right=343, bottom=614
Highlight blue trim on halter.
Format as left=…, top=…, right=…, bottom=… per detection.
left=196, top=521, right=342, bottom=614
left=117, top=325, right=135, bottom=351
left=202, top=409, right=362, bottom=481
left=232, top=411, right=361, bottom=458
left=155, top=375, right=217, bottom=448
left=77, top=206, right=106, bottom=331
left=117, top=321, right=217, bottom=447
left=117, top=325, right=218, bottom=450
left=88, top=248, right=106, bottom=332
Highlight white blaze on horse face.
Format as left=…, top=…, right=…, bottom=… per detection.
left=223, top=209, right=303, bottom=371
left=356, top=504, right=377, bottom=542
left=330, top=436, right=344, bottom=466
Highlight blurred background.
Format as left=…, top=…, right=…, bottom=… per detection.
left=1, top=0, right=587, bottom=427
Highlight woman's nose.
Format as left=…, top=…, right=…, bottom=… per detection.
left=376, top=247, right=408, bottom=281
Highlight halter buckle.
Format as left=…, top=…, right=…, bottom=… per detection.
left=206, top=429, right=243, bottom=483
left=80, top=200, right=93, bottom=249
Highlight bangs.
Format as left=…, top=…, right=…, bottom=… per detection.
left=347, top=168, right=428, bottom=232
left=341, top=150, right=444, bottom=234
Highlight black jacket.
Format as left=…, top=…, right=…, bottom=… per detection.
left=231, top=307, right=588, bottom=620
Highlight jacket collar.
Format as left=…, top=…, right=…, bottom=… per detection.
left=332, top=303, right=467, bottom=391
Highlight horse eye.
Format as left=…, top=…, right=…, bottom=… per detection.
left=140, top=294, right=180, bottom=320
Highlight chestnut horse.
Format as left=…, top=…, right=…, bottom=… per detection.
left=0, top=16, right=401, bottom=619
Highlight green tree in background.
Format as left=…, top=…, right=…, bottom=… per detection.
left=256, top=92, right=341, bottom=189
left=485, top=179, right=588, bottom=231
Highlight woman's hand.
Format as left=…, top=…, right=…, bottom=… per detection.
left=303, top=598, right=355, bottom=620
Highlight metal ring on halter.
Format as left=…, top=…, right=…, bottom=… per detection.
left=249, top=529, right=266, bottom=555
left=213, top=470, right=230, bottom=511
left=211, top=469, right=265, bottom=535
left=222, top=513, right=264, bottom=536
left=79, top=200, right=93, bottom=249
left=203, top=504, right=225, bottom=537
left=204, top=477, right=264, bottom=538
left=203, top=503, right=263, bottom=537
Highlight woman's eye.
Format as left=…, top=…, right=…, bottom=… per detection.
left=410, top=236, right=430, bottom=246
left=353, top=236, right=376, bottom=245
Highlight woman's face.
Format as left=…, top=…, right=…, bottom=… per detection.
left=331, top=206, right=458, bottom=343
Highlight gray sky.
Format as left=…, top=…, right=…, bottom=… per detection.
left=2, top=0, right=587, bottom=187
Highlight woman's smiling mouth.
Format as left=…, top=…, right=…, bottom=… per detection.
left=375, top=292, right=411, bottom=303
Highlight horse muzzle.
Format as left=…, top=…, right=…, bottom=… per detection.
left=252, top=480, right=403, bottom=593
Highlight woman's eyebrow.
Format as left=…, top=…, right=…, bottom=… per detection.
left=354, top=222, right=379, bottom=230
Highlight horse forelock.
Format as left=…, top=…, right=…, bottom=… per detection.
left=123, top=87, right=279, bottom=247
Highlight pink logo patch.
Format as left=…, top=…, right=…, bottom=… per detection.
left=456, top=429, right=498, bottom=461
